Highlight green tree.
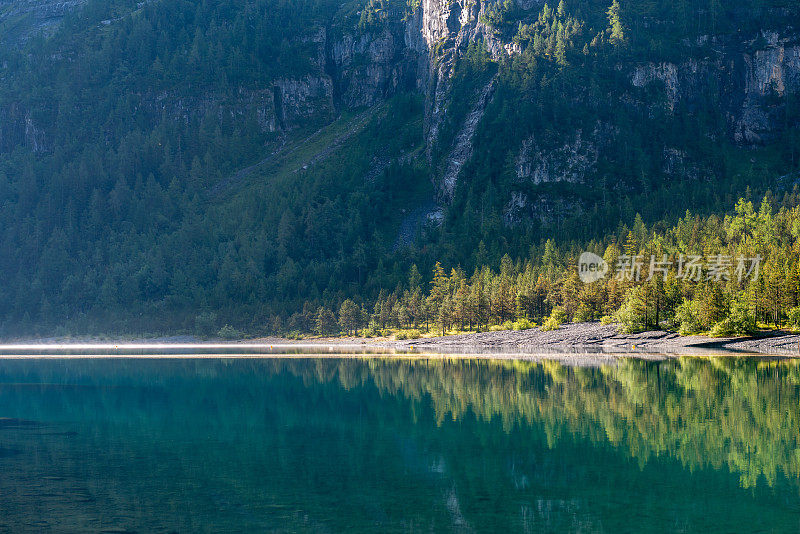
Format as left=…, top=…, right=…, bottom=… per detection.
left=607, top=0, right=625, bottom=45
left=339, top=299, right=362, bottom=336
left=316, top=307, right=338, bottom=337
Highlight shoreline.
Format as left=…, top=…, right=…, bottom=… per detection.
left=1, top=323, right=800, bottom=359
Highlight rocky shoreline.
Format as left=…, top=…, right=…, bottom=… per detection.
left=5, top=322, right=800, bottom=359
left=383, top=322, right=800, bottom=357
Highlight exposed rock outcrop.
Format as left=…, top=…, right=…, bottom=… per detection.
left=2, top=0, right=798, bottom=214
left=274, top=76, right=336, bottom=129
left=0, top=0, right=85, bottom=45
left=328, top=24, right=421, bottom=108
left=0, top=104, right=48, bottom=153
left=439, top=77, right=496, bottom=199
left=516, top=123, right=616, bottom=186
left=631, top=33, right=800, bottom=144
left=503, top=190, right=583, bottom=227
left=419, top=0, right=517, bottom=150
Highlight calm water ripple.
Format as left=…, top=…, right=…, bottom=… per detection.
left=0, top=356, right=798, bottom=532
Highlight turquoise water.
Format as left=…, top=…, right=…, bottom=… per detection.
left=0, top=356, right=798, bottom=532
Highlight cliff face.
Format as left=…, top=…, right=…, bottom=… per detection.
left=0, top=0, right=85, bottom=46
left=631, top=33, right=800, bottom=144
left=0, top=101, right=52, bottom=154
left=1, top=0, right=798, bottom=212
left=404, top=2, right=799, bottom=218
left=0, top=0, right=86, bottom=152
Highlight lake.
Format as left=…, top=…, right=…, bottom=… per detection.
left=0, top=354, right=798, bottom=532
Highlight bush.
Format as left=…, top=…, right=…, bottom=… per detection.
left=512, top=318, right=534, bottom=330
left=725, top=297, right=756, bottom=336
left=574, top=304, right=594, bottom=323
left=550, top=307, right=569, bottom=324
left=395, top=329, right=422, bottom=340
left=541, top=316, right=561, bottom=332
left=217, top=324, right=244, bottom=340
left=194, top=311, right=218, bottom=337
left=612, top=286, right=649, bottom=334
left=710, top=318, right=739, bottom=337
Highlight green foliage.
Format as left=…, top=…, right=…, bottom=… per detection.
left=358, top=0, right=392, bottom=30
left=480, top=0, right=516, bottom=31
left=512, top=318, right=535, bottom=330
left=194, top=312, right=219, bottom=337
left=550, top=306, right=569, bottom=324
left=217, top=324, right=244, bottom=340
left=787, top=306, right=800, bottom=330
left=315, top=307, right=338, bottom=337
left=0, top=0, right=798, bottom=338
left=514, top=1, right=584, bottom=65
left=715, top=295, right=755, bottom=337
left=395, top=329, right=421, bottom=340
left=606, top=0, right=624, bottom=45
left=541, top=315, right=562, bottom=331
left=338, top=299, right=363, bottom=335
left=614, top=286, right=650, bottom=334
left=675, top=299, right=703, bottom=336
left=541, top=307, right=567, bottom=331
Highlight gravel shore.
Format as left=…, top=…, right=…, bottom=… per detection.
left=385, top=322, right=800, bottom=357
left=4, top=323, right=800, bottom=358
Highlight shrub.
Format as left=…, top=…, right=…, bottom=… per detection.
left=612, top=286, right=650, bottom=334
left=710, top=318, right=740, bottom=338
left=725, top=297, right=756, bottom=336
left=395, top=330, right=422, bottom=340
left=217, top=324, right=244, bottom=340
left=541, top=316, right=561, bottom=332
left=512, top=318, right=534, bottom=330
left=574, top=304, right=594, bottom=323
left=194, top=311, right=218, bottom=337
left=550, top=307, right=569, bottom=324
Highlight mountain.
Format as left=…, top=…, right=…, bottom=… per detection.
left=0, top=0, right=798, bottom=335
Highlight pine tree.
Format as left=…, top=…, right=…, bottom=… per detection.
left=555, top=28, right=567, bottom=65
left=338, top=299, right=361, bottom=336
left=315, top=307, right=337, bottom=337
left=607, top=0, right=625, bottom=45
left=427, top=262, right=450, bottom=329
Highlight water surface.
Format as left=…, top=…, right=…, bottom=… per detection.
left=0, top=356, right=798, bottom=532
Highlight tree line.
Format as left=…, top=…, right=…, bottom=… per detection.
left=282, top=193, right=800, bottom=339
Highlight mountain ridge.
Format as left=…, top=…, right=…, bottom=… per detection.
left=0, top=0, right=798, bottom=335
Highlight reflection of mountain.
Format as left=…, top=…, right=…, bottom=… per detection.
left=0, top=357, right=798, bottom=531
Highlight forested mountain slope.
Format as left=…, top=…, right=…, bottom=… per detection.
left=0, top=0, right=798, bottom=335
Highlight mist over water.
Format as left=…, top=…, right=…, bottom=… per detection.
left=0, top=356, right=798, bottom=532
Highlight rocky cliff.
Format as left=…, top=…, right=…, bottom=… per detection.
left=0, top=0, right=85, bottom=46
left=631, top=32, right=800, bottom=144
left=1, top=0, right=798, bottom=213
